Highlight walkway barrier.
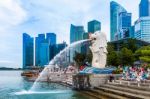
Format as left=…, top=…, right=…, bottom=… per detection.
left=108, top=80, right=150, bottom=88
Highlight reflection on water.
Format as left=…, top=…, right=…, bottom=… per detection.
left=0, top=71, right=93, bottom=99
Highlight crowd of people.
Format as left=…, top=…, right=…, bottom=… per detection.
left=122, top=66, right=150, bottom=81
left=45, top=64, right=77, bottom=74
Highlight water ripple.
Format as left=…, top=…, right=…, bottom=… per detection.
left=15, top=90, right=72, bottom=95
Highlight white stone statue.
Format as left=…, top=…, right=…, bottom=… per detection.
left=89, top=31, right=107, bottom=68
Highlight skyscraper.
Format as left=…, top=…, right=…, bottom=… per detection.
left=39, top=40, right=50, bottom=66
left=70, top=24, right=85, bottom=43
left=70, top=24, right=85, bottom=62
left=46, top=33, right=56, bottom=45
left=35, top=33, right=57, bottom=66
left=55, top=42, right=68, bottom=67
left=129, top=26, right=135, bottom=38
left=88, top=20, right=101, bottom=33
left=82, top=32, right=90, bottom=55
left=118, top=12, right=132, bottom=39
left=35, top=34, right=45, bottom=66
left=23, top=33, right=34, bottom=69
left=139, top=0, right=149, bottom=17
left=110, top=1, right=126, bottom=41
left=35, top=34, right=51, bottom=67
left=134, top=17, right=150, bottom=43
left=83, top=32, right=89, bottom=39
left=46, top=33, right=57, bottom=61
left=56, top=42, right=67, bottom=54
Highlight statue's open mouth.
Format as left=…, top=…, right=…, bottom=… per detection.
left=90, top=37, right=96, bottom=41
left=89, top=35, right=96, bottom=41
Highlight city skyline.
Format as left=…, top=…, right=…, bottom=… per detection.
left=0, top=0, right=140, bottom=68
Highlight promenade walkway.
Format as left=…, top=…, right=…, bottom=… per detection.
left=85, top=80, right=150, bottom=99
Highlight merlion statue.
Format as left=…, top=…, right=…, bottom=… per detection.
left=89, top=31, right=107, bottom=68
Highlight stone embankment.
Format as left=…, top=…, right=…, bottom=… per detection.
left=84, top=80, right=150, bottom=99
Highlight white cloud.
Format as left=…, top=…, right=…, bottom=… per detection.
left=0, top=0, right=139, bottom=68
left=18, top=0, right=110, bottom=43
left=0, top=0, right=27, bottom=68
left=0, top=0, right=27, bottom=28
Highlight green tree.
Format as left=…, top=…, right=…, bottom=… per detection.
left=127, top=38, right=138, bottom=52
left=120, top=41, right=128, bottom=49
left=119, top=47, right=134, bottom=65
left=107, top=43, right=115, bottom=52
left=107, top=51, right=120, bottom=66
left=107, top=43, right=120, bottom=66
left=135, top=46, right=150, bottom=63
left=73, top=52, right=86, bottom=67
left=119, top=39, right=138, bottom=52
left=85, top=50, right=92, bottom=64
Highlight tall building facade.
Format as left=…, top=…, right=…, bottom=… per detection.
left=129, top=26, right=135, bottom=38
left=23, top=32, right=68, bottom=67
left=46, top=33, right=56, bottom=45
left=35, top=34, right=45, bottom=66
left=70, top=24, right=85, bottom=53
left=54, top=42, right=68, bottom=67
left=134, top=17, right=150, bottom=43
left=83, top=32, right=89, bottom=39
left=70, top=24, right=85, bottom=62
left=23, top=33, right=34, bottom=69
left=39, top=40, right=50, bottom=66
left=46, top=33, right=56, bottom=60
left=139, top=0, right=149, bottom=17
left=35, top=33, right=53, bottom=67
left=55, top=42, right=67, bottom=54
left=70, top=24, right=85, bottom=43
left=118, top=12, right=132, bottom=39
left=82, top=32, right=90, bottom=55
left=88, top=20, right=101, bottom=33
left=110, top=1, right=126, bottom=41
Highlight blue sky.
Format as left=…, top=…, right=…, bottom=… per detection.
left=0, top=0, right=140, bottom=68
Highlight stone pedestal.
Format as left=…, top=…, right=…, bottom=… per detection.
left=89, top=74, right=109, bottom=87
left=72, top=74, right=110, bottom=90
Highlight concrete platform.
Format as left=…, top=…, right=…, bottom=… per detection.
left=89, top=74, right=110, bottom=87
left=88, top=81, right=150, bottom=99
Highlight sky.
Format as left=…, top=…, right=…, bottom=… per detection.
left=0, top=0, right=140, bottom=68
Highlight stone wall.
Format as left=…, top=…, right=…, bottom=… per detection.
left=89, top=74, right=110, bottom=87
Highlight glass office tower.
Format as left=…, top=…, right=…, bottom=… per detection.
left=135, top=17, right=150, bottom=43
left=110, top=1, right=126, bottom=41
left=35, top=34, right=51, bottom=67
left=35, top=34, right=45, bottom=66
left=70, top=24, right=85, bottom=62
left=88, top=20, right=101, bottom=33
left=35, top=33, right=57, bottom=66
left=39, top=40, right=50, bottom=66
left=46, top=33, right=56, bottom=45
left=46, top=33, right=56, bottom=61
left=118, top=12, right=132, bottom=39
left=70, top=24, right=84, bottom=44
left=55, top=42, right=68, bottom=67
left=129, top=26, right=135, bottom=38
left=23, top=33, right=34, bottom=69
left=139, top=0, right=149, bottom=17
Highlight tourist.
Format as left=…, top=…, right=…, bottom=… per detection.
left=109, top=74, right=114, bottom=82
left=121, top=65, right=150, bottom=82
left=80, top=65, right=85, bottom=71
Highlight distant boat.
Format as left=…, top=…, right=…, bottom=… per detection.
left=21, top=70, right=39, bottom=77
